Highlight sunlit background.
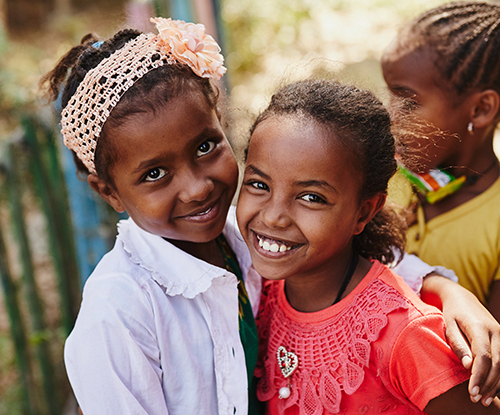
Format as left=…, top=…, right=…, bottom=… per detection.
left=0, top=0, right=496, bottom=413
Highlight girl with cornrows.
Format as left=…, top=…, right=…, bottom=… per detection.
left=237, top=78, right=500, bottom=414
left=43, top=13, right=499, bottom=415
left=382, top=0, right=500, bottom=376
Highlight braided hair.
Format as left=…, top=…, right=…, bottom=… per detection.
left=397, top=1, right=500, bottom=95
left=41, top=30, right=220, bottom=184
left=249, top=80, right=406, bottom=265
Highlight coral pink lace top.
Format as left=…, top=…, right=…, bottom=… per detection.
left=255, top=261, right=469, bottom=415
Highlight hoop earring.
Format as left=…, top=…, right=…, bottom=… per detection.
left=467, top=122, right=474, bottom=134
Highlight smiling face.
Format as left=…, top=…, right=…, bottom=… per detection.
left=381, top=45, right=474, bottom=173
left=92, top=93, right=238, bottom=245
left=236, top=115, right=374, bottom=283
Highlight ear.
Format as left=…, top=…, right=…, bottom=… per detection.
left=469, top=89, right=500, bottom=129
left=354, top=193, right=386, bottom=235
left=87, top=174, right=126, bottom=213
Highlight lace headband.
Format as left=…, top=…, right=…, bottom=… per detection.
left=61, top=17, right=226, bottom=174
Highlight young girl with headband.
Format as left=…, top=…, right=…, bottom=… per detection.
left=42, top=16, right=500, bottom=414
left=237, top=79, right=500, bottom=414
left=45, top=18, right=261, bottom=415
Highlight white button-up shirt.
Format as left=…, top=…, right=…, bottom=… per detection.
left=65, top=207, right=262, bottom=415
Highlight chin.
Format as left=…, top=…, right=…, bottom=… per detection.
left=250, top=259, right=290, bottom=282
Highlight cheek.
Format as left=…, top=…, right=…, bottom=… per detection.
left=236, top=190, right=260, bottom=234
left=236, top=191, right=251, bottom=229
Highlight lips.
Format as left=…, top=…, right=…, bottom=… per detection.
left=179, top=196, right=222, bottom=223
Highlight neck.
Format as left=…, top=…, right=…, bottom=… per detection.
left=167, top=237, right=225, bottom=268
left=284, top=254, right=372, bottom=313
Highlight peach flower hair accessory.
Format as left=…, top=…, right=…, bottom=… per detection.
left=61, top=17, right=226, bottom=174
left=152, top=17, right=226, bottom=79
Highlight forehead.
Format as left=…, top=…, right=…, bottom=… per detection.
left=118, top=94, right=217, bottom=140
left=382, top=46, right=440, bottom=86
left=107, top=95, right=222, bottom=169
left=248, top=115, right=361, bottom=187
left=382, top=45, right=460, bottom=99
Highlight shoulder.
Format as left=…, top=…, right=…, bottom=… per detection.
left=377, top=264, right=440, bottom=315
left=361, top=264, right=447, bottom=356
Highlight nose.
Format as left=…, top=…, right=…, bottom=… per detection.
left=261, top=197, right=291, bottom=229
left=178, top=169, right=215, bottom=203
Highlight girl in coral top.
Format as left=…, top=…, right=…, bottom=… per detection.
left=236, top=79, right=500, bottom=414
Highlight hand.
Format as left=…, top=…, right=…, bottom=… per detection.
left=421, top=274, right=500, bottom=406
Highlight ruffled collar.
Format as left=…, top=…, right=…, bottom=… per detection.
left=116, top=209, right=248, bottom=299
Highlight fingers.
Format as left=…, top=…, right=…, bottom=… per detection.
left=445, top=319, right=473, bottom=369
left=444, top=319, right=489, bottom=403
left=474, top=331, right=500, bottom=406
left=469, top=352, right=490, bottom=403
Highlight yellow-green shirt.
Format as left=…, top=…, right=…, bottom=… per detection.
left=389, top=173, right=500, bottom=305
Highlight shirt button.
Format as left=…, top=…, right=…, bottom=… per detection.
left=232, top=347, right=235, bottom=357
left=233, top=407, right=236, bottom=414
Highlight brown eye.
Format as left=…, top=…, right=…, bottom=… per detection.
left=197, top=140, right=216, bottom=157
left=251, top=181, right=268, bottom=191
left=145, top=168, right=167, bottom=182
left=300, top=193, right=326, bottom=204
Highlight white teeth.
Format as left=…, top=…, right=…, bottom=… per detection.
left=257, top=235, right=292, bottom=253
left=197, top=206, right=211, bottom=216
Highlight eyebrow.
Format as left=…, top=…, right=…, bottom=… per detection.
left=244, top=165, right=271, bottom=180
left=245, top=165, right=337, bottom=193
left=390, top=85, right=418, bottom=98
left=133, top=156, right=170, bottom=174
left=133, top=126, right=222, bottom=174
left=294, top=179, right=337, bottom=193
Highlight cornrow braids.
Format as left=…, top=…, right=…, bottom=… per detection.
left=41, top=28, right=220, bottom=184
left=400, top=1, right=500, bottom=94
left=249, top=80, right=406, bottom=265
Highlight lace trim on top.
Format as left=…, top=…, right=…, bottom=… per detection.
left=256, top=278, right=409, bottom=414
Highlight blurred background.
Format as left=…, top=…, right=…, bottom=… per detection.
left=0, top=0, right=489, bottom=413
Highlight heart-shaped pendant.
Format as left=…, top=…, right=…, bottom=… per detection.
left=277, top=346, right=298, bottom=378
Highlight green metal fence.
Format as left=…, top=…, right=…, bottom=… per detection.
left=0, top=115, right=85, bottom=415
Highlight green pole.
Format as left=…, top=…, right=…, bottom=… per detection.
left=5, top=143, right=60, bottom=415
left=21, top=116, right=80, bottom=336
left=0, top=198, right=38, bottom=415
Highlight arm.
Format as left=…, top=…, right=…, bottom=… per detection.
left=425, top=382, right=500, bottom=414
left=391, top=251, right=458, bottom=294
left=421, top=275, right=500, bottom=406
